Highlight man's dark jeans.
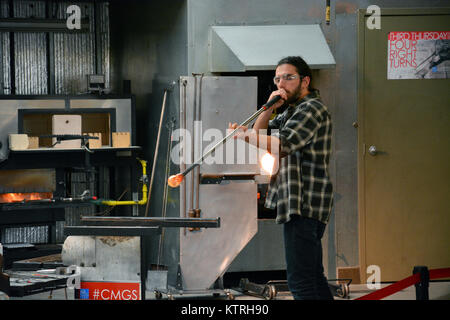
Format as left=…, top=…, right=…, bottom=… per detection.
left=283, top=214, right=333, bottom=300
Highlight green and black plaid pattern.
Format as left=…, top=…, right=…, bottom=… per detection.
left=265, top=90, right=333, bottom=224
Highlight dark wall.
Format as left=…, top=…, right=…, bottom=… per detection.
left=109, top=0, right=187, bottom=278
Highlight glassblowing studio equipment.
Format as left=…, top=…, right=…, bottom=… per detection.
left=167, top=95, right=282, bottom=188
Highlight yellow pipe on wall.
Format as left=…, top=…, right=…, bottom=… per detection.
left=100, top=159, right=148, bottom=206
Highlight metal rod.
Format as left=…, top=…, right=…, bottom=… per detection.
left=180, top=104, right=269, bottom=177
left=80, top=216, right=221, bottom=228
left=180, top=79, right=187, bottom=235
left=189, top=76, right=197, bottom=213
left=195, top=74, right=203, bottom=211
left=145, top=89, right=169, bottom=217
left=157, top=119, right=174, bottom=270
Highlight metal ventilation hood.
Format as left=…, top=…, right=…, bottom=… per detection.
left=210, top=24, right=336, bottom=72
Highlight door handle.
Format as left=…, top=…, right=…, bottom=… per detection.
left=368, top=145, right=377, bottom=156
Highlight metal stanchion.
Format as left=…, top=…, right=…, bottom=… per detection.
left=413, top=266, right=429, bottom=300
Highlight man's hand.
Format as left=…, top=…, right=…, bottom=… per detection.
left=267, top=89, right=287, bottom=110
left=228, top=122, right=248, bottom=140
left=228, top=123, right=280, bottom=155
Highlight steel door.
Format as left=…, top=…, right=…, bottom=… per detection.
left=358, top=9, right=450, bottom=282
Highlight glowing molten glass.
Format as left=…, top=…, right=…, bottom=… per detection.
left=260, top=152, right=276, bottom=175
left=168, top=174, right=184, bottom=188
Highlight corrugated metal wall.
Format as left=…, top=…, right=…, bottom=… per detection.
left=0, top=0, right=110, bottom=95
left=13, top=0, right=47, bottom=95
left=0, top=0, right=110, bottom=244
left=2, top=225, right=49, bottom=244
left=0, top=1, right=11, bottom=94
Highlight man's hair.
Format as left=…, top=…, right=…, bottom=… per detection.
left=277, top=56, right=314, bottom=91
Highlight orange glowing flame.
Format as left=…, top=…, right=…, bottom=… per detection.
left=168, top=174, right=184, bottom=188
left=0, top=192, right=53, bottom=203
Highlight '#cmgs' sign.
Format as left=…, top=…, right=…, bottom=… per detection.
left=78, top=282, right=141, bottom=300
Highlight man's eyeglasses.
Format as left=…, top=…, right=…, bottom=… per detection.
left=273, top=74, right=302, bottom=85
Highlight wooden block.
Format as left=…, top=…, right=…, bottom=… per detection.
left=8, top=134, right=29, bottom=150
left=112, top=132, right=131, bottom=148
left=52, top=115, right=82, bottom=149
left=28, top=136, right=39, bottom=149
left=84, top=132, right=102, bottom=149
left=337, top=266, right=361, bottom=284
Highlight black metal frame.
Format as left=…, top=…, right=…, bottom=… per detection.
left=65, top=216, right=221, bottom=300
left=0, top=146, right=142, bottom=235
left=0, top=94, right=139, bottom=247
left=0, top=18, right=90, bottom=33
left=64, top=225, right=161, bottom=237
left=0, top=209, right=65, bottom=244
left=79, top=216, right=221, bottom=229
left=17, top=107, right=118, bottom=143
left=7, top=271, right=69, bottom=297
left=0, top=94, right=137, bottom=145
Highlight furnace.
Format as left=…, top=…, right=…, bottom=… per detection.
left=0, top=96, right=138, bottom=266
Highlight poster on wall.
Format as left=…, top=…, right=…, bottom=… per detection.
left=387, top=31, right=450, bottom=79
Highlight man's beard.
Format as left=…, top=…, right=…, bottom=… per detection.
left=285, top=85, right=302, bottom=105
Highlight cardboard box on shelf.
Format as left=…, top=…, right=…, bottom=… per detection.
left=84, top=132, right=102, bottom=149
left=112, top=132, right=130, bottom=148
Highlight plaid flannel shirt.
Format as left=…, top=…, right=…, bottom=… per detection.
left=265, top=89, right=333, bottom=224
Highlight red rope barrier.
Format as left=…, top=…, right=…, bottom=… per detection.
left=355, top=267, right=450, bottom=300
left=355, top=273, right=420, bottom=300
left=429, top=267, right=450, bottom=280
